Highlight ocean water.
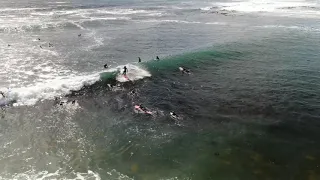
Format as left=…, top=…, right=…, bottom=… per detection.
left=0, top=0, right=320, bottom=179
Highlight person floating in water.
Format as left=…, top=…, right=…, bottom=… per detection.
left=156, top=56, right=160, bottom=61
left=138, top=57, right=141, bottom=63
left=104, top=63, right=108, bottom=68
left=123, top=66, right=128, bottom=75
left=48, top=43, right=53, bottom=47
left=78, top=34, right=81, bottom=37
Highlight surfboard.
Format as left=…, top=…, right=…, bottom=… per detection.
left=123, top=75, right=129, bottom=81
left=134, top=105, right=153, bottom=115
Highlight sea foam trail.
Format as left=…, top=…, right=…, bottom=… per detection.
left=3, top=64, right=150, bottom=106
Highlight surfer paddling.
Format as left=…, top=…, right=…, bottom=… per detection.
left=170, top=111, right=178, bottom=119
left=104, top=63, right=108, bottom=68
left=134, top=104, right=152, bottom=115
left=179, top=67, right=191, bottom=74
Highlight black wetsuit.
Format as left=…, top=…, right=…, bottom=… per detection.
left=156, top=56, right=160, bottom=60
left=0, top=91, right=5, bottom=98
left=104, top=64, right=108, bottom=68
left=139, top=105, right=147, bottom=112
left=123, top=66, right=128, bottom=75
left=138, top=57, right=141, bottom=63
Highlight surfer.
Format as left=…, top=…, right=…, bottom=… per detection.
left=49, top=43, right=53, bottom=47
left=0, top=91, right=5, bottom=98
left=139, top=104, right=147, bottom=112
left=138, top=57, right=141, bottom=63
left=179, top=67, right=190, bottom=74
left=123, top=66, right=128, bottom=75
left=104, top=63, right=108, bottom=68
left=129, top=89, right=136, bottom=95
left=170, top=111, right=179, bottom=119
left=78, top=34, right=81, bottom=37
left=134, top=104, right=152, bottom=115
left=156, top=56, right=160, bottom=61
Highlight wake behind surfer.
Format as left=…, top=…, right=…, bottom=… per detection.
left=123, top=66, right=128, bottom=75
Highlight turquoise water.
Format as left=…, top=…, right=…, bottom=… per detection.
left=0, top=0, right=320, bottom=179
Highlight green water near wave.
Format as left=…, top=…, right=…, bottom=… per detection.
left=72, top=36, right=320, bottom=180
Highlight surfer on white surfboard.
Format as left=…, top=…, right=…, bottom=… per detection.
left=134, top=104, right=153, bottom=115
left=123, top=66, right=128, bottom=75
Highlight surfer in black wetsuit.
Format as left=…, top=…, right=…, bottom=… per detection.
left=138, top=57, right=141, bottom=63
left=104, top=63, right=108, bottom=68
left=130, top=89, right=136, bottom=95
left=123, top=66, right=128, bottom=75
left=139, top=104, right=147, bottom=112
left=156, top=56, right=160, bottom=61
left=180, top=67, right=190, bottom=74
left=0, top=91, right=5, bottom=98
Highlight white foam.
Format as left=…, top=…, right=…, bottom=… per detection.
left=0, top=8, right=41, bottom=12
left=10, top=72, right=101, bottom=106
left=0, top=7, right=160, bottom=32
left=49, top=1, right=68, bottom=4
left=0, top=169, right=101, bottom=180
left=200, top=6, right=212, bottom=11
left=211, top=0, right=320, bottom=18
left=116, top=64, right=151, bottom=82
left=135, top=19, right=227, bottom=25
left=4, top=64, right=151, bottom=106
left=256, top=24, right=320, bottom=32
left=95, top=8, right=152, bottom=15
left=85, top=16, right=131, bottom=21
